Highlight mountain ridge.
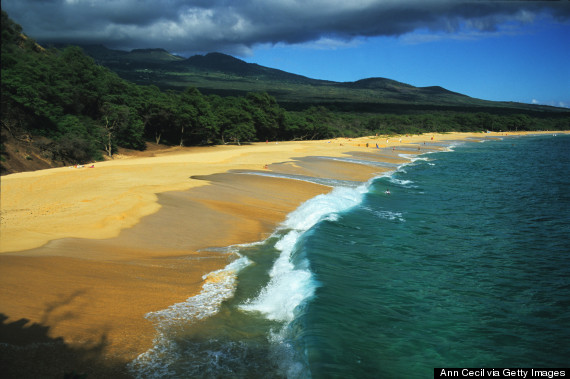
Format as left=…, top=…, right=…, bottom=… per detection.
left=69, top=44, right=565, bottom=113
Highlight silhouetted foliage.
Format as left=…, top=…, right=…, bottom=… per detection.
left=0, top=312, right=131, bottom=378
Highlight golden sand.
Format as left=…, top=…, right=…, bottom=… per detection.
left=0, top=131, right=563, bottom=376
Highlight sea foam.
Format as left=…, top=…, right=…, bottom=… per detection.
left=129, top=151, right=424, bottom=377
left=314, top=155, right=400, bottom=168
left=237, top=184, right=372, bottom=378
left=399, top=153, right=429, bottom=162
left=128, top=253, right=251, bottom=378
left=240, top=185, right=369, bottom=322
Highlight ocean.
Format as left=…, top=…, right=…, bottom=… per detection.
left=130, top=134, right=570, bottom=378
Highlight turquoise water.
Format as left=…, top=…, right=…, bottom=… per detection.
left=130, top=134, right=570, bottom=378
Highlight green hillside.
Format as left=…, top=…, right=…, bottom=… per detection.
left=77, top=46, right=564, bottom=114
left=2, top=11, right=568, bottom=174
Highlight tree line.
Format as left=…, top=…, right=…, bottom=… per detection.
left=1, top=12, right=343, bottom=163
left=2, top=11, right=568, bottom=165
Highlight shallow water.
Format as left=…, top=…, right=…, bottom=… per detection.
left=131, top=134, right=570, bottom=378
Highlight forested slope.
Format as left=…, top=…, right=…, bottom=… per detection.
left=2, top=11, right=568, bottom=175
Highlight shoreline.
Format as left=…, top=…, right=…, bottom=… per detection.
left=0, top=131, right=566, bottom=377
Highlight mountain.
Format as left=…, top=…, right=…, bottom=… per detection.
left=77, top=45, right=563, bottom=113
left=173, top=52, right=319, bottom=83
left=55, top=44, right=184, bottom=68
left=3, top=10, right=566, bottom=177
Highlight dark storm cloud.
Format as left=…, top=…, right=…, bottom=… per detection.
left=2, top=0, right=568, bottom=56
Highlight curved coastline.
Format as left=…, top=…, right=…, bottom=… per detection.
left=0, top=131, right=565, bottom=377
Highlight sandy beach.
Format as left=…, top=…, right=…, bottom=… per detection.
left=0, top=131, right=562, bottom=377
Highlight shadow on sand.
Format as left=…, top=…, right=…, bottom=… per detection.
left=0, top=300, right=133, bottom=378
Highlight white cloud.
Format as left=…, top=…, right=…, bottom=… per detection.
left=294, top=37, right=365, bottom=50
left=530, top=99, right=569, bottom=109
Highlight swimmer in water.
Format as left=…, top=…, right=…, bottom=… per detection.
left=385, top=189, right=391, bottom=195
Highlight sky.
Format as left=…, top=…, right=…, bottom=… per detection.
left=3, top=0, right=569, bottom=107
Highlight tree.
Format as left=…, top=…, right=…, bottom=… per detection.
left=215, top=97, right=255, bottom=145
left=116, top=110, right=145, bottom=150
left=302, top=106, right=335, bottom=139
left=282, top=111, right=312, bottom=140
left=246, top=92, right=282, bottom=141
left=1, top=11, right=23, bottom=47
left=173, top=92, right=197, bottom=147
left=98, top=103, right=131, bottom=157
left=178, top=88, right=218, bottom=145
left=138, top=86, right=169, bottom=144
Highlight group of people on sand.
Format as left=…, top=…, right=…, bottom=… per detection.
left=71, top=164, right=95, bottom=169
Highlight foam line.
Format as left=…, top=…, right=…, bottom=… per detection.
left=240, top=184, right=368, bottom=322
left=235, top=170, right=362, bottom=188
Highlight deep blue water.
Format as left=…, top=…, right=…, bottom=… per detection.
left=130, top=134, right=570, bottom=378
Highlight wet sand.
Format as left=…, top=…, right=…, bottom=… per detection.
left=0, top=131, right=562, bottom=377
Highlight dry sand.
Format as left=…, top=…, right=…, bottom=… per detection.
left=0, top=131, right=562, bottom=377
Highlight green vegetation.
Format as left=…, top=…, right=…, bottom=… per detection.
left=1, top=12, right=294, bottom=163
left=2, top=11, right=568, bottom=168
left=77, top=45, right=568, bottom=115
